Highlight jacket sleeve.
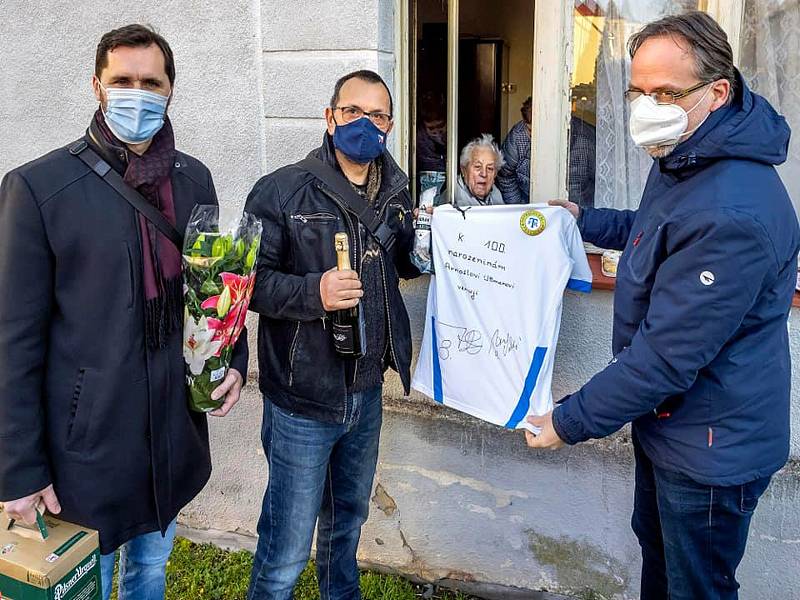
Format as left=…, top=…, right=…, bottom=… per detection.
left=577, top=207, right=637, bottom=250
left=229, top=327, right=249, bottom=379
left=0, top=172, right=53, bottom=501
left=497, top=134, right=524, bottom=205
left=246, top=176, right=326, bottom=322
left=553, top=210, right=776, bottom=444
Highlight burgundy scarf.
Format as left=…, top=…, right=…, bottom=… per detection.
left=92, top=110, right=183, bottom=349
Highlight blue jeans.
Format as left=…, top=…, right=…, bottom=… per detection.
left=100, top=519, right=177, bottom=600
left=631, top=434, right=771, bottom=600
left=248, top=387, right=383, bottom=600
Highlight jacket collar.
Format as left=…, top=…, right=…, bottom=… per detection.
left=87, top=118, right=129, bottom=175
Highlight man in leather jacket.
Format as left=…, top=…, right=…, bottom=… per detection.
left=245, top=70, right=419, bottom=600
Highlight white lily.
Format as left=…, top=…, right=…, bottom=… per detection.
left=183, top=313, right=223, bottom=376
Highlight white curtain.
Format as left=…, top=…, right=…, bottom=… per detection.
left=739, top=0, right=800, bottom=219
left=592, top=0, right=703, bottom=209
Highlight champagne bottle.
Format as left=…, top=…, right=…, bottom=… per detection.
left=332, top=232, right=366, bottom=358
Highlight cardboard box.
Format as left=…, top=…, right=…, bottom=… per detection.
left=0, top=508, right=100, bottom=600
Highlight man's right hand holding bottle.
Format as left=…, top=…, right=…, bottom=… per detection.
left=320, top=268, right=363, bottom=311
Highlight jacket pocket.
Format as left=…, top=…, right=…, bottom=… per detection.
left=288, top=320, right=343, bottom=401
left=66, top=368, right=96, bottom=453
left=289, top=212, right=340, bottom=272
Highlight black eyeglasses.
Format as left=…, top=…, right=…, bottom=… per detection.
left=334, top=106, right=393, bottom=129
left=624, top=80, right=713, bottom=105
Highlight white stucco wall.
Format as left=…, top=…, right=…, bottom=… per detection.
left=2, top=2, right=799, bottom=598
left=0, top=0, right=265, bottom=212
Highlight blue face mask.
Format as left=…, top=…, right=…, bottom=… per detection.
left=332, top=117, right=388, bottom=164
left=101, top=84, right=169, bottom=144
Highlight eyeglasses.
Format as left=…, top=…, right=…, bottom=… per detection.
left=334, top=105, right=392, bottom=129
left=624, top=80, right=712, bottom=105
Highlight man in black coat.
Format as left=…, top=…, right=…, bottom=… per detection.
left=0, top=24, right=247, bottom=600
left=245, top=70, right=419, bottom=599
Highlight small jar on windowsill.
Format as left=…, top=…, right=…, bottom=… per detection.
left=601, top=250, right=621, bottom=278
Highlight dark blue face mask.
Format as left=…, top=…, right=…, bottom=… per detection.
left=332, top=117, right=388, bottom=164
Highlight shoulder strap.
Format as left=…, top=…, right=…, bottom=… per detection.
left=68, top=139, right=184, bottom=250
left=296, top=157, right=395, bottom=252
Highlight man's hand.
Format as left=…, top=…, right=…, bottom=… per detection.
left=548, top=199, right=580, bottom=220
left=320, top=268, right=363, bottom=311
left=524, top=411, right=566, bottom=450
left=2, top=485, right=61, bottom=525
left=209, top=368, right=244, bottom=417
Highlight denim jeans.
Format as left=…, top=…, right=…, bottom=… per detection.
left=631, top=433, right=771, bottom=600
left=100, top=519, right=177, bottom=600
left=248, top=386, right=383, bottom=600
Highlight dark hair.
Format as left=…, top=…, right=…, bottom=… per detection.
left=330, top=70, right=393, bottom=116
left=95, top=24, right=176, bottom=85
left=628, top=11, right=736, bottom=100
left=521, top=96, right=532, bottom=122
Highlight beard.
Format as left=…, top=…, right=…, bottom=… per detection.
left=645, top=143, right=678, bottom=159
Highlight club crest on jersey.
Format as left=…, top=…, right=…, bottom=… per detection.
left=520, top=210, right=546, bottom=236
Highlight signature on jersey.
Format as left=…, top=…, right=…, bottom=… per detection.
left=489, top=329, right=521, bottom=358
left=436, top=322, right=521, bottom=360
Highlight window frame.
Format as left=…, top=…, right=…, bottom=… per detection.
left=395, top=0, right=748, bottom=206
left=446, top=0, right=460, bottom=206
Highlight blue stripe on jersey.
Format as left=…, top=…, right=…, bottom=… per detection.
left=431, top=316, right=444, bottom=403
left=567, top=278, right=592, bottom=293
left=504, top=346, right=548, bottom=428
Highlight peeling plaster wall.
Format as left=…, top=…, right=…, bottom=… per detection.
left=2, top=2, right=800, bottom=598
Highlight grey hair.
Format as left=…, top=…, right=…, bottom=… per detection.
left=459, top=134, right=505, bottom=171
left=628, top=11, right=737, bottom=102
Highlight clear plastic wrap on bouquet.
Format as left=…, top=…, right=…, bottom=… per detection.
left=411, top=171, right=445, bottom=274
left=182, top=205, right=262, bottom=412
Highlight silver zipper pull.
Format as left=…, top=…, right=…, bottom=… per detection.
left=291, top=214, right=308, bottom=223
left=321, top=314, right=328, bottom=330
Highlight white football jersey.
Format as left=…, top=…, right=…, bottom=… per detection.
left=412, top=204, right=592, bottom=431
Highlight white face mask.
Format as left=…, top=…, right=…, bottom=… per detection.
left=629, top=84, right=712, bottom=149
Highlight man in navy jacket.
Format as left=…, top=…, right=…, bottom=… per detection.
left=529, top=12, right=800, bottom=600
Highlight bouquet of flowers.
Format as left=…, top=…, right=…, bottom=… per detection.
left=182, top=205, right=262, bottom=412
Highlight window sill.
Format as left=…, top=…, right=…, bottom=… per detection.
left=587, top=254, right=800, bottom=309
left=587, top=254, right=616, bottom=292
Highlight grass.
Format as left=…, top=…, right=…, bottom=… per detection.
left=110, top=537, right=474, bottom=600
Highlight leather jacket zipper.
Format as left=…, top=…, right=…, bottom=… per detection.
left=316, top=179, right=408, bottom=396
left=317, top=185, right=360, bottom=274
left=374, top=186, right=406, bottom=374
left=317, top=185, right=361, bottom=392
left=288, top=322, right=301, bottom=386
left=290, top=212, right=337, bottom=224
left=378, top=252, right=399, bottom=373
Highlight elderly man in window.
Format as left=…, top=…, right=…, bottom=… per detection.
left=432, top=133, right=509, bottom=207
